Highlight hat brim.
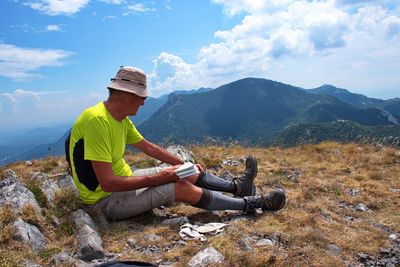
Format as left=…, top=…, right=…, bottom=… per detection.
left=107, top=80, right=148, bottom=97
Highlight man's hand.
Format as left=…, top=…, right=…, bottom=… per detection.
left=195, top=164, right=205, bottom=173
left=161, top=165, right=181, bottom=181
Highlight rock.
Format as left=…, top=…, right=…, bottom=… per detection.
left=144, top=233, right=162, bottom=242
left=347, top=188, right=360, bottom=196
left=0, top=172, right=41, bottom=214
left=1, top=169, right=19, bottom=186
left=187, top=247, right=225, bottom=267
left=76, top=224, right=105, bottom=261
left=221, top=159, right=241, bottom=166
left=72, top=209, right=104, bottom=262
left=283, top=169, right=301, bottom=183
left=389, top=234, right=397, bottom=240
left=13, top=219, right=47, bottom=251
left=25, top=161, right=33, bottom=166
left=58, top=174, right=78, bottom=193
left=31, top=172, right=61, bottom=203
left=389, top=188, right=400, bottom=193
left=157, top=146, right=195, bottom=166
left=255, top=239, right=273, bottom=247
left=344, top=216, right=354, bottom=222
left=327, top=244, right=342, bottom=255
left=51, top=252, right=78, bottom=266
left=20, top=259, right=41, bottom=267
left=239, top=236, right=254, bottom=251
left=73, top=209, right=99, bottom=232
left=161, top=216, right=189, bottom=226
left=127, top=238, right=138, bottom=248
left=354, top=203, right=368, bottom=212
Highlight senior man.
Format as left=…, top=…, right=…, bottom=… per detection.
left=66, top=66, right=285, bottom=220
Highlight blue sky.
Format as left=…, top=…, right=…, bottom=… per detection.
left=0, top=0, right=399, bottom=131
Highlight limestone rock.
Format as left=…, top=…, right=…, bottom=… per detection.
left=187, top=247, right=224, bottom=267
left=51, top=252, right=80, bottom=266
left=0, top=171, right=41, bottom=214
left=73, top=209, right=104, bottom=262
left=76, top=224, right=105, bottom=261
left=157, top=145, right=195, bottom=167
left=20, top=259, right=41, bottom=267
left=255, top=238, right=273, bottom=247
left=13, top=219, right=47, bottom=251
left=354, top=203, right=368, bottom=212
left=58, top=173, right=78, bottom=194
left=161, top=216, right=189, bottom=226
left=73, top=209, right=99, bottom=232
left=31, top=172, right=61, bottom=203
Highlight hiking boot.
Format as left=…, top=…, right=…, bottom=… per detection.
left=233, top=155, right=258, bottom=197
left=243, top=189, right=286, bottom=212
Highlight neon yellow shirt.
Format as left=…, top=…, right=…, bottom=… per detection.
left=69, top=102, right=143, bottom=204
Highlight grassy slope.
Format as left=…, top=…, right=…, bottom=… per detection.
left=0, top=142, right=399, bottom=266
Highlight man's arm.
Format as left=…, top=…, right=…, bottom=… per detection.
left=131, top=139, right=184, bottom=165
left=92, top=161, right=179, bottom=192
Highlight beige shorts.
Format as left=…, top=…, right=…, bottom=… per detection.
left=91, top=167, right=175, bottom=220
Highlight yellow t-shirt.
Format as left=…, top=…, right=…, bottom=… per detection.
left=69, top=102, right=143, bottom=204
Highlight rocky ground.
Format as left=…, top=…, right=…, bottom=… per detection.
left=0, top=143, right=399, bottom=266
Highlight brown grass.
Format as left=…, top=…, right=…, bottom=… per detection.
left=1, top=142, right=399, bottom=266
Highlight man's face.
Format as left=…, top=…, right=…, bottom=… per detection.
left=128, top=93, right=147, bottom=116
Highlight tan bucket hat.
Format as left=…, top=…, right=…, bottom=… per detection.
left=107, top=66, right=148, bottom=97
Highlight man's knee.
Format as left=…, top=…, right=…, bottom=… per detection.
left=174, top=180, right=202, bottom=204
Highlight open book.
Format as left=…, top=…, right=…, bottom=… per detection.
left=174, top=162, right=200, bottom=178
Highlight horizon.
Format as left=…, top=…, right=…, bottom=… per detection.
left=1, top=0, right=399, bottom=131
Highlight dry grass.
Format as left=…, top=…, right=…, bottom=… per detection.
left=1, top=142, right=399, bottom=266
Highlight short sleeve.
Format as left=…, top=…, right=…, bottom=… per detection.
left=126, top=119, right=144, bottom=144
left=84, top=117, right=113, bottom=163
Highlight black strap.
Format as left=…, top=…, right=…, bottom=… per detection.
left=65, top=132, right=72, bottom=175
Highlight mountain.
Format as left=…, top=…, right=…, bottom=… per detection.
left=308, top=84, right=400, bottom=116
left=139, top=78, right=397, bottom=145
left=271, top=120, right=400, bottom=147
left=130, top=95, right=169, bottom=126
left=130, top=87, right=214, bottom=126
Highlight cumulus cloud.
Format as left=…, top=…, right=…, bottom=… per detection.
left=0, top=89, right=103, bottom=128
left=149, top=0, right=400, bottom=97
left=23, top=0, right=89, bottom=16
left=0, top=89, right=67, bottom=114
left=0, top=43, right=72, bottom=80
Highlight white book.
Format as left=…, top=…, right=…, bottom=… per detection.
left=175, top=162, right=199, bottom=178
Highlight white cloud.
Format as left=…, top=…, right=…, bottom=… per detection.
left=23, top=0, right=89, bottom=16
left=99, top=0, right=125, bottom=4
left=124, top=3, right=156, bottom=15
left=45, top=24, right=62, bottom=32
left=0, top=43, right=73, bottom=80
left=0, top=89, right=68, bottom=114
left=149, top=1, right=400, bottom=98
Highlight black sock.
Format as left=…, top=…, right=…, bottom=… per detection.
left=194, top=188, right=245, bottom=210
left=195, top=171, right=236, bottom=193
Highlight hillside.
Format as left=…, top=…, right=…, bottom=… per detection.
left=308, top=84, right=400, bottom=117
left=139, top=78, right=397, bottom=145
left=271, top=120, right=400, bottom=147
left=1, top=143, right=399, bottom=266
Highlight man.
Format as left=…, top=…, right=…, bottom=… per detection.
left=66, top=66, right=285, bottom=220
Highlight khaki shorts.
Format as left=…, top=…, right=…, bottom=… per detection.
left=91, top=167, right=175, bottom=220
